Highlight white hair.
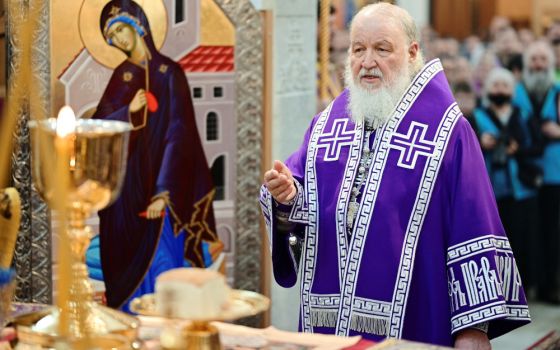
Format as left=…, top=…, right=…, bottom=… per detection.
left=482, top=67, right=515, bottom=107
left=483, top=67, right=515, bottom=96
left=349, top=3, right=425, bottom=71
left=351, top=3, right=419, bottom=45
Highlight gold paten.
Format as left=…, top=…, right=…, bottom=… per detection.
left=131, top=290, right=270, bottom=350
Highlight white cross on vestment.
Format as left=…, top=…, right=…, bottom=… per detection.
left=316, top=119, right=355, bottom=161
left=389, top=121, right=436, bottom=169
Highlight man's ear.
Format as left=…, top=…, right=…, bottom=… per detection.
left=408, top=41, right=419, bottom=62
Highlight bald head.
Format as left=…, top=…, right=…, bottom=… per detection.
left=351, top=3, right=419, bottom=46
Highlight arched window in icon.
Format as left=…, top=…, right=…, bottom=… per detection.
left=211, top=155, right=225, bottom=201
left=206, top=112, right=219, bottom=141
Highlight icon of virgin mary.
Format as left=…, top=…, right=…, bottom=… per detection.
left=91, top=0, right=221, bottom=311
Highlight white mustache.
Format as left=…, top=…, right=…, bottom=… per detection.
left=359, top=68, right=383, bottom=79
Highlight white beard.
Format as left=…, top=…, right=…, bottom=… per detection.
left=523, top=69, right=554, bottom=99
left=345, top=61, right=413, bottom=129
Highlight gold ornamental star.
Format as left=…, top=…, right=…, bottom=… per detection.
left=109, top=6, right=121, bottom=16
left=122, top=71, right=133, bottom=82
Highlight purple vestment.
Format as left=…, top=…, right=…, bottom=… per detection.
left=260, top=60, right=530, bottom=346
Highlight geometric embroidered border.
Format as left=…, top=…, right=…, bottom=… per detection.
left=310, top=293, right=392, bottom=317
left=301, top=102, right=334, bottom=332
left=388, top=101, right=461, bottom=338
left=505, top=305, right=531, bottom=320
left=334, top=120, right=363, bottom=287
left=450, top=302, right=530, bottom=333
left=447, top=235, right=511, bottom=265
left=289, top=180, right=309, bottom=224
left=451, top=302, right=507, bottom=332
left=337, top=59, right=446, bottom=338
left=259, top=185, right=273, bottom=251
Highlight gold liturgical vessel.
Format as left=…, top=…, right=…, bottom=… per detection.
left=16, top=109, right=139, bottom=347
left=131, top=290, right=270, bottom=350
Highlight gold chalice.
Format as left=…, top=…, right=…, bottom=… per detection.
left=23, top=110, right=139, bottom=342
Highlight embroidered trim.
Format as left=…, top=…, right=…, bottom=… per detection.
left=309, top=294, right=391, bottom=336
left=446, top=232, right=528, bottom=327
left=336, top=59, right=445, bottom=337
left=259, top=185, right=274, bottom=252
left=260, top=185, right=300, bottom=273
left=300, top=102, right=335, bottom=332
left=447, top=235, right=511, bottom=265
left=450, top=302, right=530, bottom=334
left=289, top=180, right=309, bottom=224
left=335, top=121, right=362, bottom=287
left=388, top=102, right=462, bottom=338
left=505, top=305, right=531, bottom=319
left=354, top=296, right=392, bottom=317
left=310, top=293, right=341, bottom=308
left=335, top=118, right=387, bottom=336
left=310, top=294, right=391, bottom=316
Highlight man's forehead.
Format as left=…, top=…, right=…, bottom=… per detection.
left=351, top=15, right=404, bottom=45
left=530, top=48, right=549, bottom=60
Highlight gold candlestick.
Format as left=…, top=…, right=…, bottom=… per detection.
left=21, top=109, right=139, bottom=344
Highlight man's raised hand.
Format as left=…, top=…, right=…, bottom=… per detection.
left=264, top=160, right=297, bottom=205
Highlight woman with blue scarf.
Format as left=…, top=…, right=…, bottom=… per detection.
left=474, top=67, right=543, bottom=298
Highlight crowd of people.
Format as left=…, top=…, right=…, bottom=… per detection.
left=421, top=17, right=560, bottom=304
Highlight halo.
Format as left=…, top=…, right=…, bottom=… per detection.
left=78, top=0, right=168, bottom=69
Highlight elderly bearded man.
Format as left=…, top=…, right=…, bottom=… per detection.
left=260, top=3, right=530, bottom=348
left=512, top=40, right=560, bottom=304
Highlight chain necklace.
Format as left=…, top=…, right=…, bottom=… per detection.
left=347, top=122, right=376, bottom=235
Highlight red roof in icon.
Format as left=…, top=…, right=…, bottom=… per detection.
left=179, top=46, right=234, bottom=73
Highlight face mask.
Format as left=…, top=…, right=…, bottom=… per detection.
left=488, top=93, right=511, bottom=107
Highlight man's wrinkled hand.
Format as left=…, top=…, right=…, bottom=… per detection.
left=264, top=160, right=297, bottom=205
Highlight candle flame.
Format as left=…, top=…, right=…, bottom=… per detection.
left=56, top=106, right=76, bottom=137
